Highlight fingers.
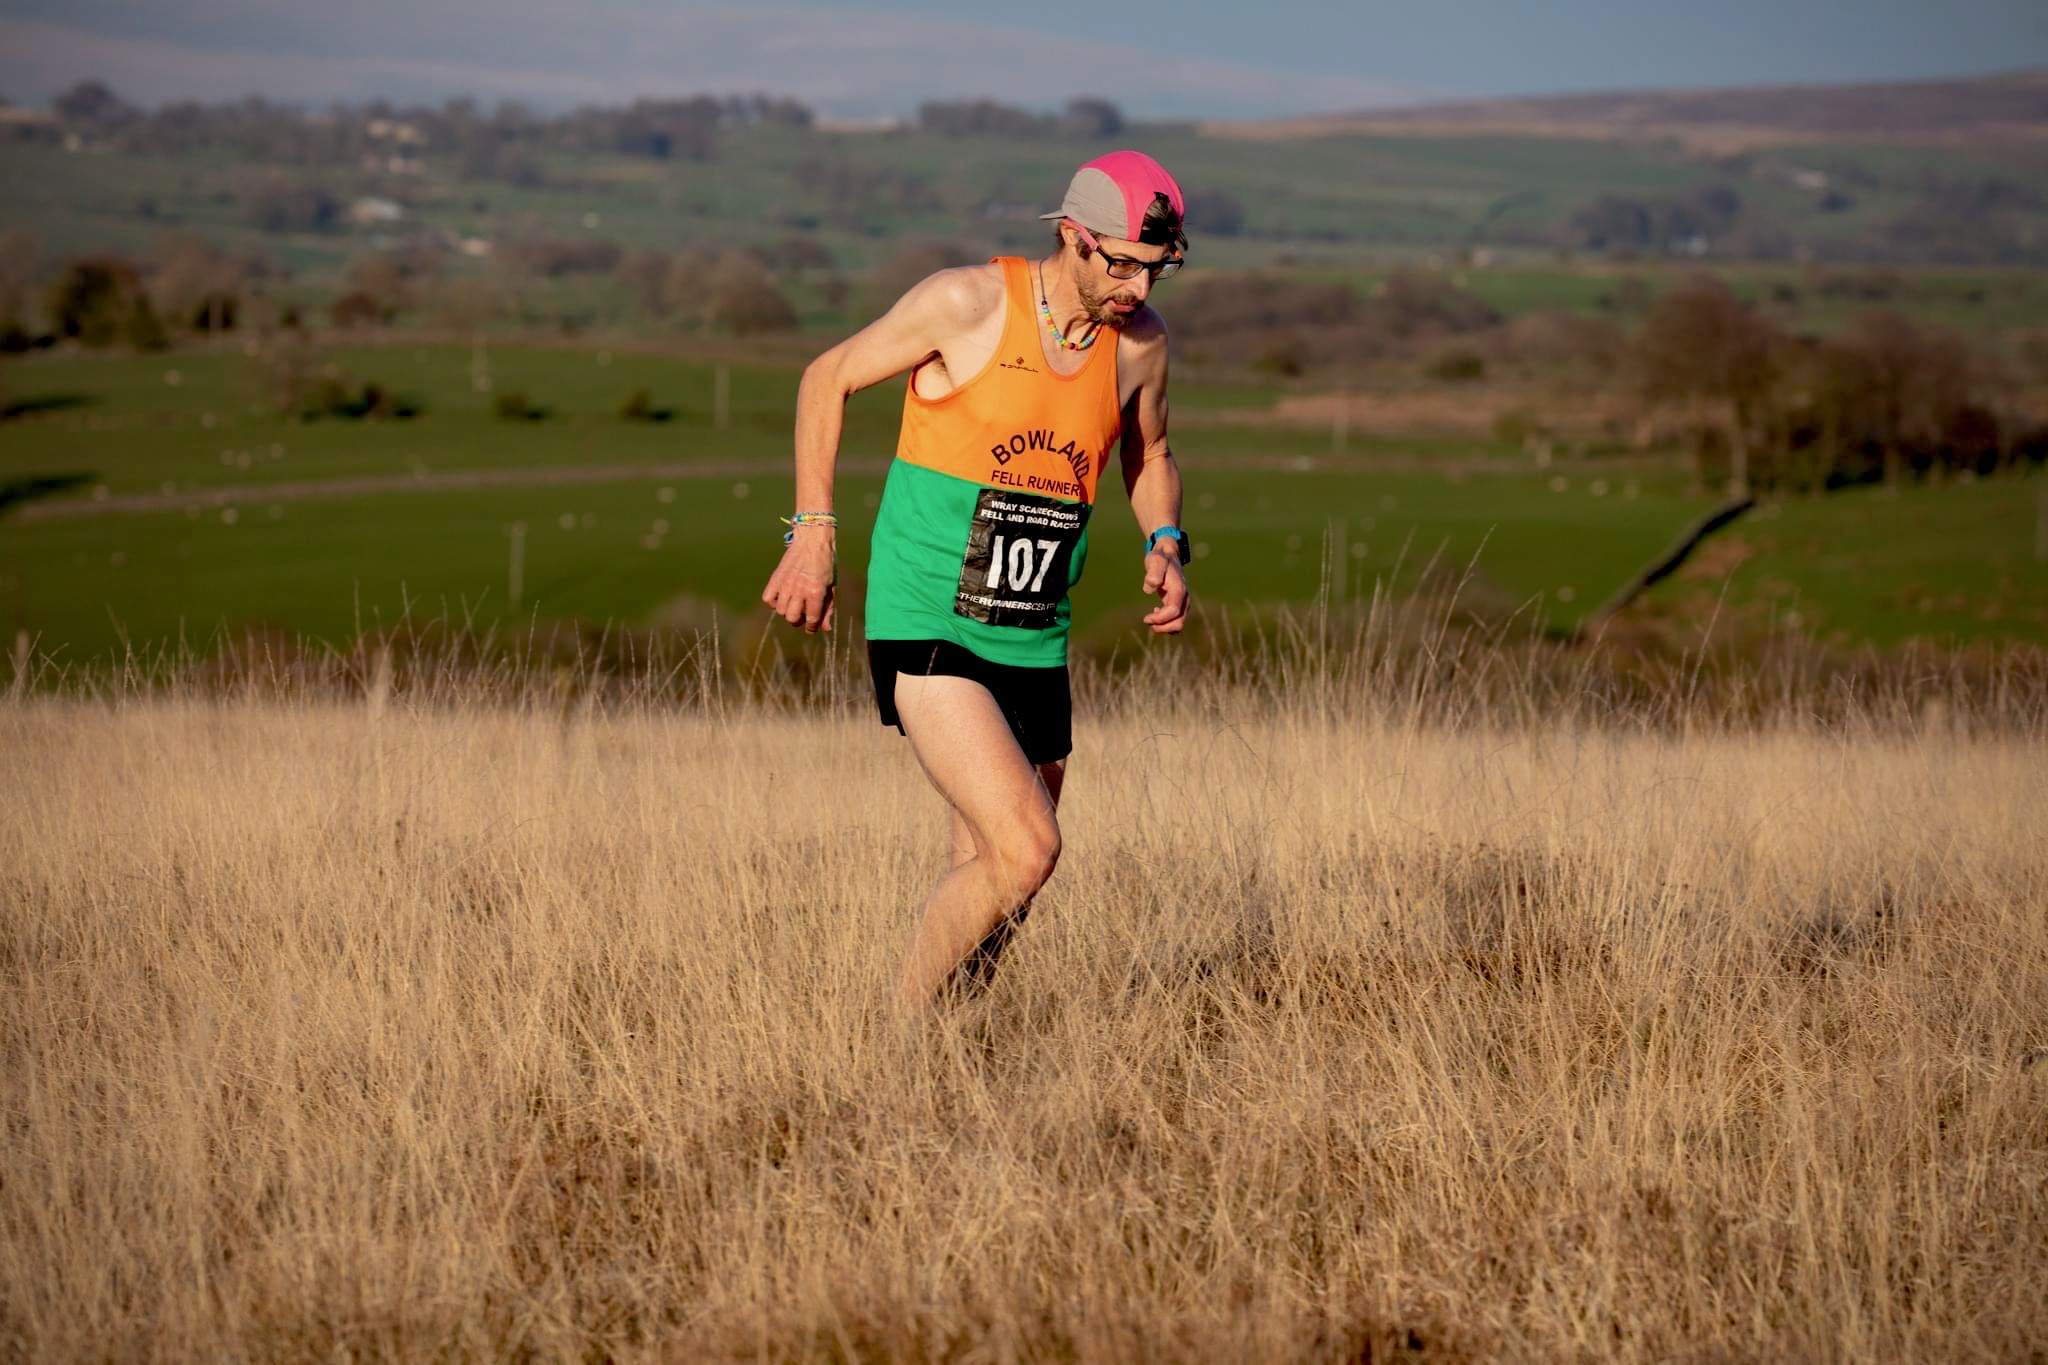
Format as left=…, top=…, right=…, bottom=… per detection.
left=762, top=554, right=835, bottom=633
left=1144, top=601, right=1186, bottom=632
left=771, top=588, right=826, bottom=631
left=1145, top=605, right=1186, bottom=633
left=789, top=583, right=831, bottom=632
left=802, top=587, right=830, bottom=633
left=1164, top=573, right=1189, bottom=616
left=1142, top=558, right=1189, bottom=634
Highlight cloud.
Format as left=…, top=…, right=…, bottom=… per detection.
left=0, top=4, right=1424, bottom=117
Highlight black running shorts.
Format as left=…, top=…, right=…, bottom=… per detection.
left=867, top=639, right=1072, bottom=767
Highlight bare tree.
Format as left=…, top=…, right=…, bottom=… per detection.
left=431, top=276, right=507, bottom=392
left=704, top=255, right=798, bottom=335
left=1634, top=274, right=1782, bottom=496
left=337, top=255, right=411, bottom=326
left=658, top=246, right=724, bottom=327
left=859, top=241, right=972, bottom=317
left=149, top=236, right=252, bottom=338
left=1833, top=310, right=1979, bottom=487
left=615, top=249, right=671, bottom=317
left=0, top=231, right=40, bottom=333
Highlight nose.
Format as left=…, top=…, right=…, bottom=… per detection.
left=1124, top=270, right=1153, bottom=302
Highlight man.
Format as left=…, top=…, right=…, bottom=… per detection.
left=761, top=150, right=1192, bottom=1008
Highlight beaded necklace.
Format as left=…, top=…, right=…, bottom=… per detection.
left=1035, top=262, right=1097, bottom=353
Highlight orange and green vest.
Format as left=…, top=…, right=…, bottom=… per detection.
left=865, top=256, right=1122, bottom=667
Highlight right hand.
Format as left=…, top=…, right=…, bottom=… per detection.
left=761, top=527, right=837, bottom=633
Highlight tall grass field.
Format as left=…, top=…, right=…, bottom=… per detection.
left=4, top=632, right=2046, bottom=1362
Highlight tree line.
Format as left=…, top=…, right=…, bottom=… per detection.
left=18, top=80, right=1124, bottom=179
left=1633, top=275, right=2040, bottom=490
left=1165, top=266, right=2045, bottom=491
left=17, top=80, right=815, bottom=175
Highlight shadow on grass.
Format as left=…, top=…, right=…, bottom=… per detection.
left=1, top=393, right=95, bottom=420
left=0, top=472, right=96, bottom=515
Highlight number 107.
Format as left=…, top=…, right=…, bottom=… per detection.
left=986, top=535, right=1063, bottom=593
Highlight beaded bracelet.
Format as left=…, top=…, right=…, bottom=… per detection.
left=780, top=511, right=838, bottom=545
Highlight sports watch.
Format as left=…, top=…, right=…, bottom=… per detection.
left=1146, top=525, right=1190, bottom=565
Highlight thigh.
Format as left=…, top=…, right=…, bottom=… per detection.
left=950, top=758, right=1063, bottom=866
left=894, top=672, right=1057, bottom=852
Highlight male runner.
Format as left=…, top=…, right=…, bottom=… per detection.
left=761, top=151, right=1192, bottom=1009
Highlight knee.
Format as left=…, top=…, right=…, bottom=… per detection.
left=994, top=819, right=1061, bottom=900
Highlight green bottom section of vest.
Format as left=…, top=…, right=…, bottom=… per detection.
left=866, top=460, right=1091, bottom=668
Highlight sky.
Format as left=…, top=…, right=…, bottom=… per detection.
left=0, top=0, right=2042, bottom=119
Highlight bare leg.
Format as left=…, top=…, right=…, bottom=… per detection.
left=953, top=760, right=1064, bottom=992
left=892, top=673, right=1064, bottom=1010
left=947, top=806, right=975, bottom=870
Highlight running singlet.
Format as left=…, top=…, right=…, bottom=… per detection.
left=865, top=257, right=1122, bottom=667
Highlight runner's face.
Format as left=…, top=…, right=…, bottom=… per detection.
left=1070, top=229, right=1169, bottom=324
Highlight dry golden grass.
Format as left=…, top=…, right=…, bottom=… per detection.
left=4, top=655, right=2047, bottom=1361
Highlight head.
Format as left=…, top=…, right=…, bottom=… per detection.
left=1041, top=150, right=1187, bottom=323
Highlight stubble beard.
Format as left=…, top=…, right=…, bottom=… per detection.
left=1074, top=265, right=1139, bottom=327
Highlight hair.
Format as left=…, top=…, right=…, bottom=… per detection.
left=1051, top=194, right=1189, bottom=256
left=1139, top=192, right=1188, bottom=253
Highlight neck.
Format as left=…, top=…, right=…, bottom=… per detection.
left=1037, top=252, right=1106, bottom=348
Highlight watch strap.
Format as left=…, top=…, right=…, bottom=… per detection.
left=1147, top=525, right=1190, bottom=564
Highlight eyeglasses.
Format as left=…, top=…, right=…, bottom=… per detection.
left=1072, top=222, right=1184, bottom=281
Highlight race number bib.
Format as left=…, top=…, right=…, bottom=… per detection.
left=954, top=488, right=1088, bottom=630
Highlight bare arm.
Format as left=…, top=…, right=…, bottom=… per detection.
left=1117, top=317, right=1189, bottom=635
left=761, top=269, right=1000, bottom=632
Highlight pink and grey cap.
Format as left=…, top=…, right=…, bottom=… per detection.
left=1040, top=150, right=1187, bottom=248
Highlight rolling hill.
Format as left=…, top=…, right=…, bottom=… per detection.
left=1212, top=69, right=2048, bottom=152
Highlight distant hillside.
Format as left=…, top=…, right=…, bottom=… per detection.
left=5, top=74, right=2047, bottom=284
left=1211, top=69, right=2048, bottom=152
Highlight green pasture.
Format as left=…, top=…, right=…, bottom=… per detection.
left=0, top=459, right=1709, bottom=663
left=0, top=343, right=876, bottom=499
left=1647, top=476, right=2048, bottom=649
left=4, top=343, right=2043, bottom=663
left=0, top=344, right=1404, bottom=506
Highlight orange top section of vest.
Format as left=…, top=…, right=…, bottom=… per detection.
left=895, top=257, right=1122, bottom=505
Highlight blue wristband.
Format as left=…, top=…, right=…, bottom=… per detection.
left=1147, top=526, right=1188, bottom=564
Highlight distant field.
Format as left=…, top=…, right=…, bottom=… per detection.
left=1642, top=476, right=2048, bottom=649
left=0, top=128, right=1728, bottom=272
left=4, top=115, right=2045, bottom=324
left=4, top=343, right=2044, bottom=664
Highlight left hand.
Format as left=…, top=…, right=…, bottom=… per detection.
left=1141, top=549, right=1189, bottom=634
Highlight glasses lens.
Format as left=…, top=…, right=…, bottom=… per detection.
left=1103, top=256, right=1181, bottom=281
